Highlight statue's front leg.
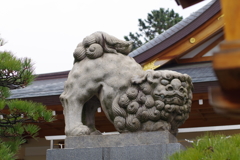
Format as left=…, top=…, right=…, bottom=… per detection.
left=60, top=94, right=91, bottom=136
left=82, top=96, right=102, bottom=135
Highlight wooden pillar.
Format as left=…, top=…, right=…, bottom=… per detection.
left=209, top=0, right=240, bottom=117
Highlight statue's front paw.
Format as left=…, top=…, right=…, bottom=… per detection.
left=68, top=124, right=91, bottom=136
left=90, top=130, right=102, bottom=135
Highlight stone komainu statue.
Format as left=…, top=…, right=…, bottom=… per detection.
left=60, top=31, right=193, bottom=136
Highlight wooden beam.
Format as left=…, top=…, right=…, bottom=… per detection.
left=177, top=33, right=224, bottom=64
left=177, top=56, right=213, bottom=64
left=142, top=11, right=224, bottom=69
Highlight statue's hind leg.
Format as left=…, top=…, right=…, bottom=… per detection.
left=82, top=96, right=102, bottom=135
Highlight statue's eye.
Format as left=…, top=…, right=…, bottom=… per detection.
left=160, top=79, right=169, bottom=85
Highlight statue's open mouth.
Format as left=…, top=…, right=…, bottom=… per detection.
left=155, top=94, right=186, bottom=105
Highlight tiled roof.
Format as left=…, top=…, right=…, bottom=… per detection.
left=9, top=78, right=66, bottom=99
left=9, top=63, right=216, bottom=99
left=159, top=63, right=217, bottom=83
left=128, top=0, right=218, bottom=62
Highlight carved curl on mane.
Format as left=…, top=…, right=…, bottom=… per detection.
left=112, top=70, right=193, bottom=136
left=73, top=31, right=133, bottom=63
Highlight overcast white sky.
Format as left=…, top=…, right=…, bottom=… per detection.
left=0, top=0, right=211, bottom=74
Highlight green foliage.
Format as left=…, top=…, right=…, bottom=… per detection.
left=0, top=36, right=55, bottom=159
left=0, top=51, right=35, bottom=93
left=0, top=100, right=5, bottom=110
left=24, top=124, right=40, bottom=138
left=0, top=86, right=10, bottom=100
left=0, top=139, right=16, bottom=160
left=0, top=137, right=26, bottom=160
left=0, top=36, right=6, bottom=47
left=6, top=100, right=55, bottom=122
left=169, top=133, right=240, bottom=160
left=124, top=8, right=183, bottom=50
left=0, top=100, right=55, bottom=138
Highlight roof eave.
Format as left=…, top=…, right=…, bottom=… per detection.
left=132, top=0, right=221, bottom=64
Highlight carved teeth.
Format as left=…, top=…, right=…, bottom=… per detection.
left=165, top=104, right=176, bottom=112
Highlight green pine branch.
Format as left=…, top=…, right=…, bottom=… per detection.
left=124, top=8, right=183, bottom=50
left=0, top=36, right=55, bottom=159
left=0, top=100, right=55, bottom=138
left=0, top=51, right=35, bottom=92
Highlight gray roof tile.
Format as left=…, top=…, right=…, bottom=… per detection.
left=8, top=63, right=217, bottom=99
left=154, top=34, right=165, bottom=42
left=140, top=44, right=148, bottom=52
left=9, top=78, right=67, bottom=99
left=185, top=14, right=197, bottom=21
left=128, top=50, right=139, bottom=57
left=194, top=11, right=203, bottom=17
left=168, top=26, right=179, bottom=33
left=159, top=63, right=217, bottom=83
left=162, top=30, right=172, bottom=38
left=146, top=39, right=155, bottom=47
left=179, top=18, right=190, bottom=27
left=135, top=46, right=144, bottom=53
left=150, top=39, right=159, bottom=47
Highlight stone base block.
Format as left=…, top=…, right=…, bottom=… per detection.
left=47, top=143, right=184, bottom=160
left=65, top=131, right=177, bottom=148
left=46, top=131, right=184, bottom=160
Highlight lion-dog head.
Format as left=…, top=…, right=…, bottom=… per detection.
left=112, top=70, right=193, bottom=136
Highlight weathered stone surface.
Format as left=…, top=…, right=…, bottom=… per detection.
left=47, top=144, right=184, bottom=160
left=47, top=148, right=102, bottom=160
left=167, top=143, right=186, bottom=156
left=60, top=31, right=193, bottom=136
left=47, top=131, right=185, bottom=160
left=102, top=143, right=184, bottom=160
left=65, top=131, right=177, bottom=148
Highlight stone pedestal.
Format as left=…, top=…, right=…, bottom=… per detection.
left=46, top=131, right=185, bottom=160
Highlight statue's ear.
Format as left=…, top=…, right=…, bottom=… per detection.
left=146, top=71, right=162, bottom=84
left=131, top=71, right=156, bottom=84
left=131, top=73, right=148, bottom=84
left=184, top=74, right=194, bottom=91
left=146, top=72, right=154, bottom=84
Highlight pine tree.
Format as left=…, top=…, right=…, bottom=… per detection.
left=124, top=8, right=183, bottom=50
left=0, top=36, right=55, bottom=160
